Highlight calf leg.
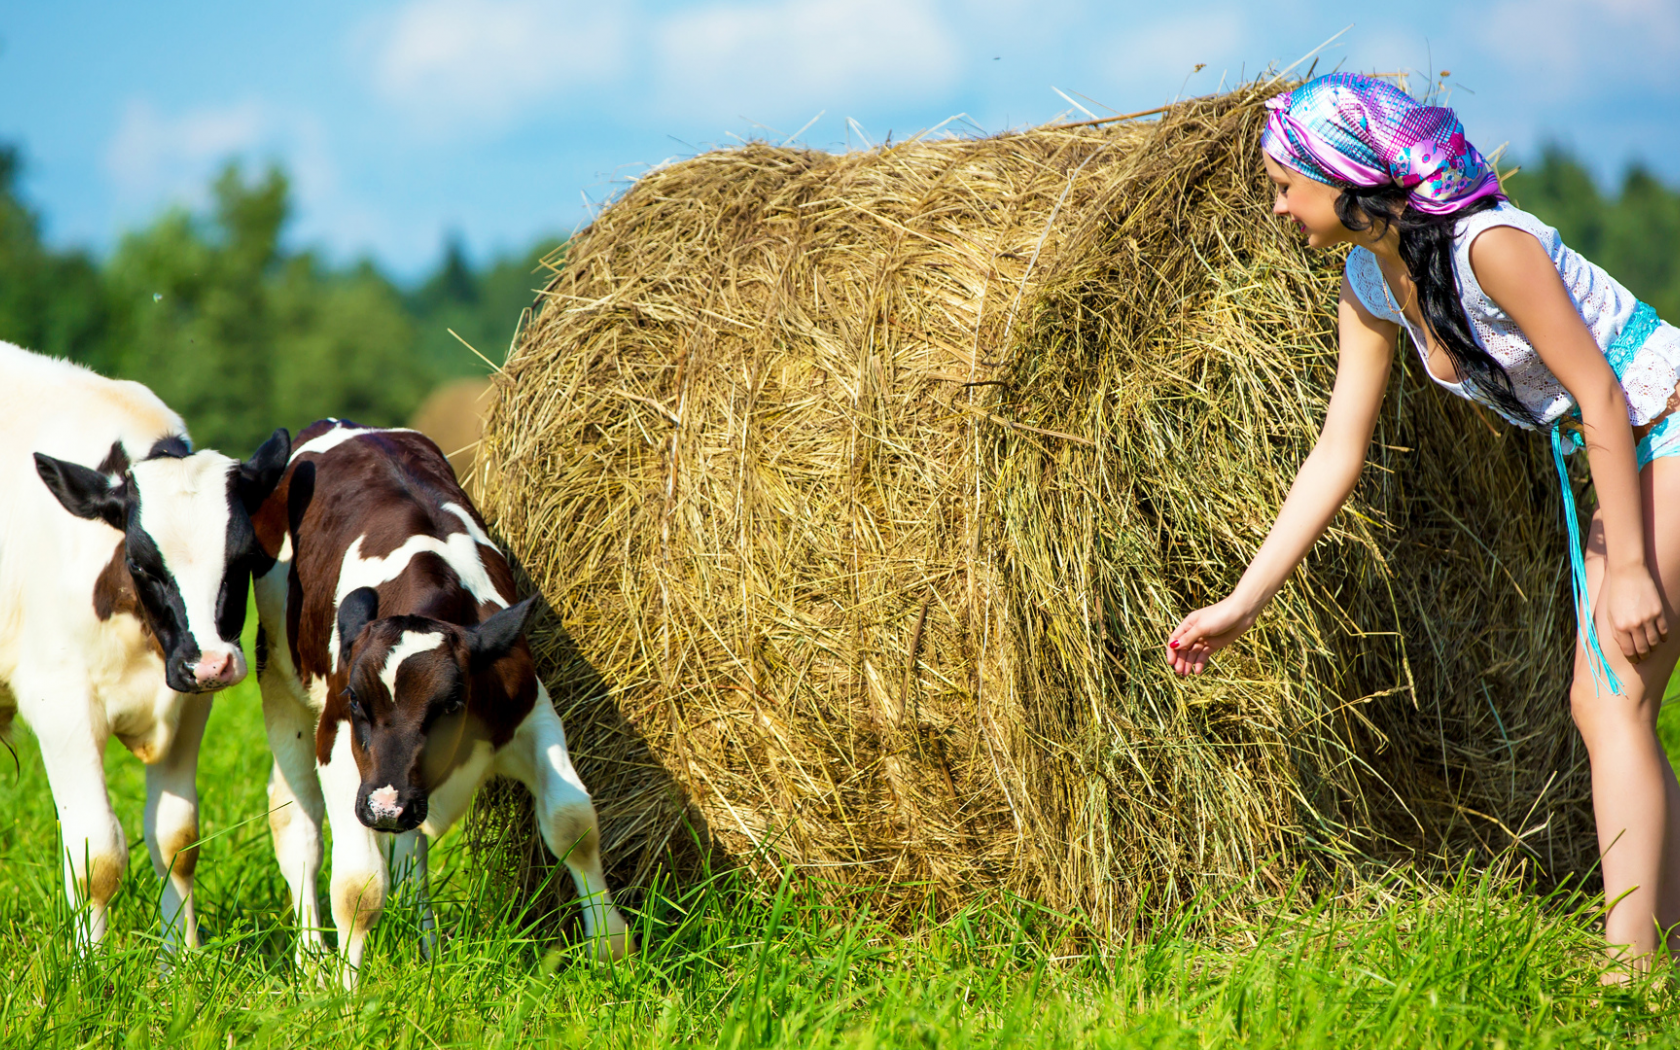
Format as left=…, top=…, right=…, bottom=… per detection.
left=319, top=728, right=387, bottom=986
left=495, top=685, right=632, bottom=960
left=144, top=693, right=210, bottom=952
left=25, top=680, right=126, bottom=947
left=261, top=685, right=328, bottom=961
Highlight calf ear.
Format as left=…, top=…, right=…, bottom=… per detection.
left=467, top=597, right=540, bottom=672
left=236, top=428, right=291, bottom=514
left=336, top=587, right=380, bottom=669
left=34, top=452, right=127, bottom=531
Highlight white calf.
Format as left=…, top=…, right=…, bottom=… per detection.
left=0, top=342, right=287, bottom=948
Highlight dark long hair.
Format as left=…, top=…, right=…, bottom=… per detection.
left=1333, top=185, right=1536, bottom=426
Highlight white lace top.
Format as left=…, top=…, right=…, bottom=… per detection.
left=1343, top=202, right=1680, bottom=430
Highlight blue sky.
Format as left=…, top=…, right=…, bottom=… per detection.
left=3, top=0, right=1677, bottom=280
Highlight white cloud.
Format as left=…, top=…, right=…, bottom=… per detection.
left=364, top=0, right=626, bottom=130
left=104, top=99, right=335, bottom=210
left=652, top=0, right=961, bottom=121
left=106, top=100, right=262, bottom=191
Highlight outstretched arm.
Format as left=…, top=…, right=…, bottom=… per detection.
left=1470, top=225, right=1668, bottom=660
left=1165, top=276, right=1395, bottom=675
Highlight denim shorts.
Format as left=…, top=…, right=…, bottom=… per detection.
left=1637, top=410, right=1680, bottom=470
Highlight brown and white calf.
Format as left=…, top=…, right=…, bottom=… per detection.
left=0, top=342, right=287, bottom=948
left=251, top=420, right=631, bottom=979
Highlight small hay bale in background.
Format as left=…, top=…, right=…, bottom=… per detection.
left=410, top=376, right=493, bottom=492
left=472, top=83, right=1589, bottom=938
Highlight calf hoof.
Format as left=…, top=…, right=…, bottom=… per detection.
left=593, top=920, right=635, bottom=962
left=293, top=942, right=338, bottom=989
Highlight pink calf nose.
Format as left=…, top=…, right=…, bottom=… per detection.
left=369, top=785, right=403, bottom=821
left=192, top=651, right=241, bottom=688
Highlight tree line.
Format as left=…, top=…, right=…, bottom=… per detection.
left=1, top=142, right=1677, bottom=456
left=0, top=147, right=558, bottom=456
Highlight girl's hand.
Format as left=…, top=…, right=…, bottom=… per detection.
left=1156, top=279, right=1392, bottom=681
left=1166, top=597, right=1257, bottom=676
left=1602, top=565, right=1670, bottom=662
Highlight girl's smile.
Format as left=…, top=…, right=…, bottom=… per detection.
left=1262, top=152, right=1353, bottom=250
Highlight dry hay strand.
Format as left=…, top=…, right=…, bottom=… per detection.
left=471, top=82, right=1591, bottom=938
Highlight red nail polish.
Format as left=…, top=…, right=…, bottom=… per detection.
left=1169, top=640, right=1180, bottom=649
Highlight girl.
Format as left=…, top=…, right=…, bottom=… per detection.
left=1165, top=73, right=1680, bottom=975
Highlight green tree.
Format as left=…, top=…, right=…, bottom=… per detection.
left=0, top=141, right=566, bottom=458
left=1600, top=166, right=1680, bottom=322
left=0, top=146, right=111, bottom=365
left=409, top=234, right=562, bottom=378
left=105, top=162, right=428, bottom=455
left=270, top=256, right=426, bottom=428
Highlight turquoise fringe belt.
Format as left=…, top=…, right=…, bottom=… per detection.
left=1550, top=300, right=1665, bottom=697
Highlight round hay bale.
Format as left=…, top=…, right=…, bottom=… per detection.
left=410, top=376, right=493, bottom=491
left=474, top=83, right=1590, bottom=936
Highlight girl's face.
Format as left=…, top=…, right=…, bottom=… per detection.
left=1262, top=152, right=1355, bottom=250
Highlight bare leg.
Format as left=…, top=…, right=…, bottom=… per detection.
left=1571, top=455, right=1680, bottom=976
left=1660, top=752, right=1680, bottom=947
left=144, top=694, right=211, bottom=952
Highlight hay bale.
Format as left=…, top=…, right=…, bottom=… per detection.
left=410, top=376, right=493, bottom=489
left=474, top=84, right=1591, bottom=935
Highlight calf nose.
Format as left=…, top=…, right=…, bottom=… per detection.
left=369, top=785, right=403, bottom=824
left=192, top=650, right=245, bottom=689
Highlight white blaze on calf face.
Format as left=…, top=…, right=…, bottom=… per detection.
left=128, top=451, right=245, bottom=670
left=378, top=630, right=445, bottom=701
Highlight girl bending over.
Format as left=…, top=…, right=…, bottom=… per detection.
left=1166, top=73, right=1680, bottom=976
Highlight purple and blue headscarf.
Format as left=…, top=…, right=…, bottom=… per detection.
left=1261, top=73, right=1505, bottom=216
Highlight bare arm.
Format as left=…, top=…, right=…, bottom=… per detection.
left=1470, top=225, right=1668, bottom=659
left=1166, top=276, right=1395, bottom=675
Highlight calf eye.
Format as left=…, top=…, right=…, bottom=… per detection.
left=345, top=691, right=367, bottom=721
left=436, top=689, right=465, bottom=717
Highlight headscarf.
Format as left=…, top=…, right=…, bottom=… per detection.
left=1261, top=73, right=1504, bottom=216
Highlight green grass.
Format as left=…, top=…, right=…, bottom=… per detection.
left=3, top=659, right=1680, bottom=1047
left=1657, top=669, right=1680, bottom=762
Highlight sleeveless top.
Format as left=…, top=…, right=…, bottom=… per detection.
left=1343, top=202, right=1680, bottom=430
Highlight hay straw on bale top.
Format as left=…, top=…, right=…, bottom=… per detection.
left=470, top=82, right=1590, bottom=938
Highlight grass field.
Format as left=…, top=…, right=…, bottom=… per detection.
left=3, top=635, right=1680, bottom=1048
